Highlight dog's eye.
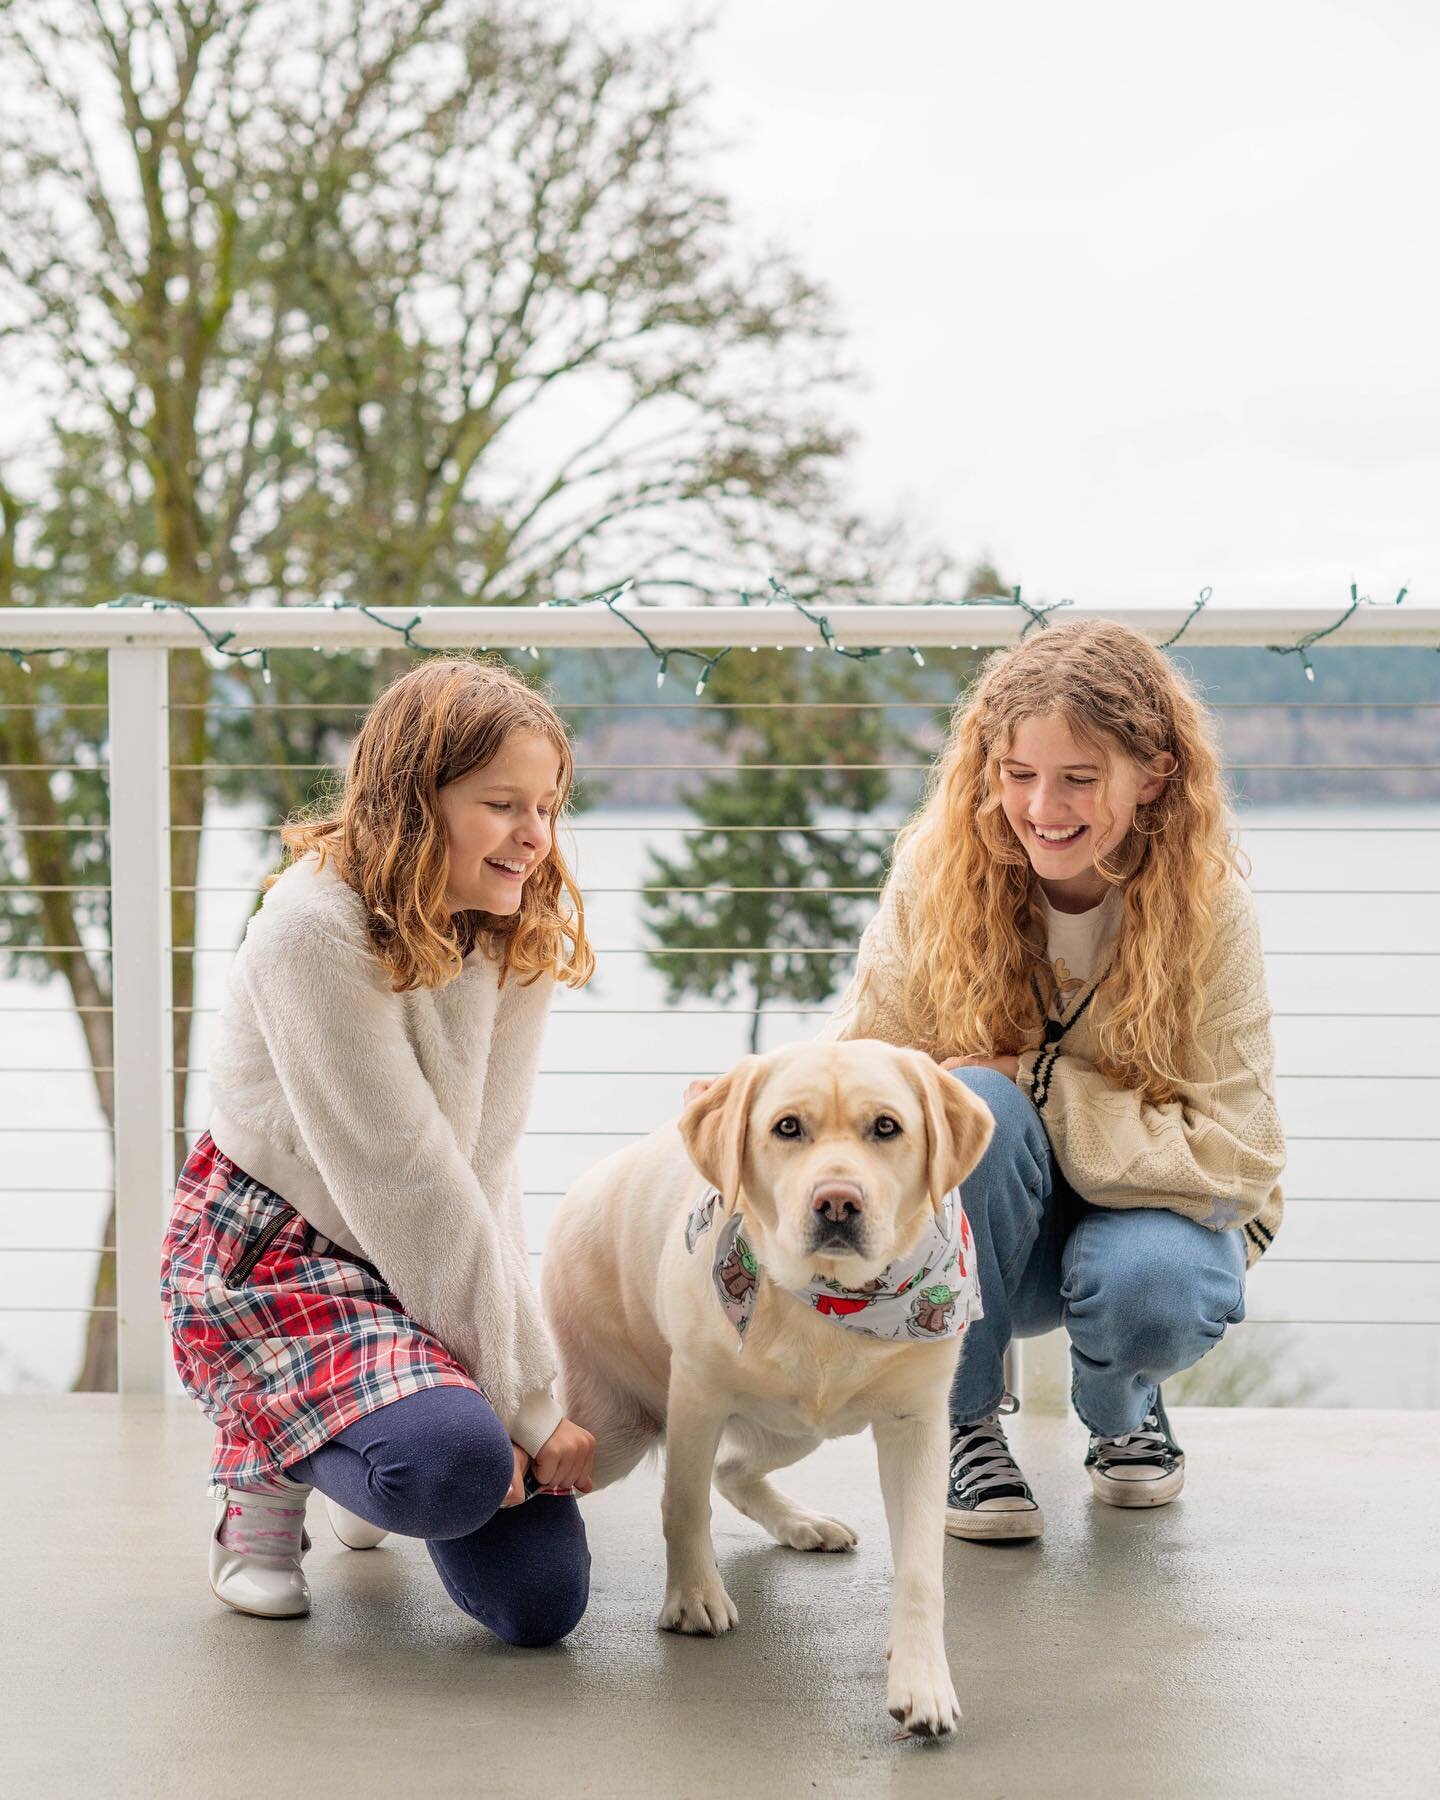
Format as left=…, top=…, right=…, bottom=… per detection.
left=772, top=1114, right=803, bottom=1139
left=873, top=1114, right=901, bottom=1139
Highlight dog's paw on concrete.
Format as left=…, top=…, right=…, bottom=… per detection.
left=658, top=1574, right=739, bottom=1636
left=770, top=1509, right=859, bottom=1553
left=887, top=1658, right=962, bottom=1739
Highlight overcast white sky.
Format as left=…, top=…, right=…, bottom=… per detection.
left=606, top=0, right=1439, bottom=606
left=4, top=1, right=1435, bottom=609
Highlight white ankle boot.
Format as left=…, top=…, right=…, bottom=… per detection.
left=209, top=1484, right=312, bottom=1619
left=324, top=1497, right=390, bottom=1551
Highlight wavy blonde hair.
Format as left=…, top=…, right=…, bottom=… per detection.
left=277, top=656, right=595, bottom=993
left=899, top=620, right=1241, bottom=1104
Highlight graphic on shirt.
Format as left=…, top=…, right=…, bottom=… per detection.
left=683, top=1186, right=982, bottom=1345
left=1049, top=954, right=1085, bottom=1015
left=813, top=1274, right=883, bottom=1317
left=908, top=1283, right=958, bottom=1338
left=716, top=1236, right=760, bottom=1306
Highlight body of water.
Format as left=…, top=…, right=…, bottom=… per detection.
left=2, top=804, right=1436, bottom=1405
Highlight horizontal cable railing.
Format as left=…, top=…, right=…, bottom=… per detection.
left=2, top=600, right=1439, bottom=1396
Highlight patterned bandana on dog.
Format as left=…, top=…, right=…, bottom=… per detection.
left=683, top=1187, right=983, bottom=1345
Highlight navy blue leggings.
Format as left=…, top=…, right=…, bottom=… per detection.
left=288, top=1385, right=590, bottom=1648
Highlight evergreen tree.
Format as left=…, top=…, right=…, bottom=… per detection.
left=642, top=649, right=897, bottom=1055
left=642, top=567, right=1006, bottom=1052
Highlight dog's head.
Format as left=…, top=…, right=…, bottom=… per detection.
left=678, top=1041, right=994, bottom=1291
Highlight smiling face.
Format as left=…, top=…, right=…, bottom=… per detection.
left=436, top=729, right=561, bottom=916
left=996, top=713, right=1172, bottom=910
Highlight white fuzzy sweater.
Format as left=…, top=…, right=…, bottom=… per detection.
left=207, top=855, right=562, bottom=1454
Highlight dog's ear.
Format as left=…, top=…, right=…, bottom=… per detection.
left=907, top=1051, right=995, bottom=1216
left=679, top=1056, right=765, bottom=1213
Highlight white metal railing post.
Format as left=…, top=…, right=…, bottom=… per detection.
left=1009, top=1333, right=1072, bottom=1414
left=107, top=647, right=173, bottom=1394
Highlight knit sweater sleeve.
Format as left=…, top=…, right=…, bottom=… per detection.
left=236, top=904, right=558, bottom=1445
left=818, top=844, right=918, bottom=1048
left=1016, top=880, right=1286, bottom=1231
left=468, top=969, right=563, bottom=1455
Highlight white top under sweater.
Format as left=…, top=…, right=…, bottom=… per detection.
left=1037, top=887, right=1122, bottom=1024
left=207, top=854, right=562, bottom=1455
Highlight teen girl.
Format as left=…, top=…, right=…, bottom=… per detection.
left=162, top=659, right=597, bottom=1639
left=825, top=619, right=1286, bottom=1539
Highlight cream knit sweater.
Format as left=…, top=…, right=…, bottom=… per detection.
left=822, top=849, right=1286, bottom=1268
left=207, top=855, right=562, bottom=1454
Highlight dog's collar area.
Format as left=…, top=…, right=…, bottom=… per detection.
left=684, top=1188, right=983, bottom=1346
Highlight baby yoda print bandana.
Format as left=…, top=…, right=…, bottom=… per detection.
left=683, top=1187, right=983, bottom=1345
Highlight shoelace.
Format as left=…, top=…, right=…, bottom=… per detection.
left=949, top=1414, right=1029, bottom=1501
left=1093, top=1411, right=1170, bottom=1466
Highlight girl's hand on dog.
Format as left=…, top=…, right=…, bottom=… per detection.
left=502, top=1442, right=531, bottom=1507
left=533, top=1417, right=597, bottom=1494
left=939, top=1052, right=1021, bottom=1082
left=683, top=1076, right=715, bottom=1106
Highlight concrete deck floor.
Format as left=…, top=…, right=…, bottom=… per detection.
left=3, top=1398, right=1435, bottom=1799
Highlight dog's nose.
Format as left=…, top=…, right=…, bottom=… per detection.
left=811, top=1180, right=864, bottom=1223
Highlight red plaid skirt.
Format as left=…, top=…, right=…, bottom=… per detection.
left=163, top=1133, right=479, bottom=1488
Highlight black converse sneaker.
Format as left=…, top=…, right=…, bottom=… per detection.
left=945, top=1396, right=1044, bottom=1541
left=1086, top=1389, right=1185, bottom=1508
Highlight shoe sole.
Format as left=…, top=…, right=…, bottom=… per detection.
left=945, top=1505, right=1045, bottom=1542
left=210, top=1583, right=310, bottom=1620
left=1088, top=1463, right=1185, bottom=1508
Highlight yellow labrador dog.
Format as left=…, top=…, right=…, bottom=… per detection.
left=543, top=1040, right=993, bottom=1737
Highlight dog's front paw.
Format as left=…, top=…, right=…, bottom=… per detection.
left=658, top=1572, right=739, bottom=1636
left=887, top=1655, right=962, bottom=1739
left=772, top=1509, right=859, bottom=1553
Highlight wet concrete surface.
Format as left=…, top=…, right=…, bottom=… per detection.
left=3, top=1398, right=1434, bottom=1798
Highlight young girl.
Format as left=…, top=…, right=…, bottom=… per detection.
left=824, top=619, right=1285, bottom=1540
left=162, top=658, right=597, bottom=1640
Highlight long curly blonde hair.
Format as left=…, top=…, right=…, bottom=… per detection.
left=899, top=620, right=1241, bottom=1104
left=277, top=657, right=595, bottom=993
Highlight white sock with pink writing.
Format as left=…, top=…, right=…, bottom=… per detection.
left=216, top=1479, right=310, bottom=1558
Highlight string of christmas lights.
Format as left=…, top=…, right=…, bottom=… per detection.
left=539, top=578, right=731, bottom=692
left=1159, top=586, right=1213, bottom=649
left=1265, top=583, right=1409, bottom=681
left=0, top=581, right=1425, bottom=688
left=101, top=592, right=275, bottom=684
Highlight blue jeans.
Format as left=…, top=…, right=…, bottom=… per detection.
left=949, top=1068, right=1248, bottom=1438
left=288, top=1385, right=590, bottom=1648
